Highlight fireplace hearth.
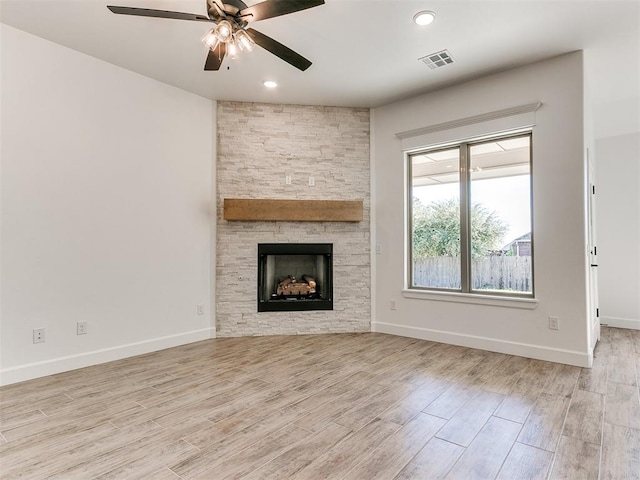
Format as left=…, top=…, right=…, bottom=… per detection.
left=258, top=243, right=333, bottom=312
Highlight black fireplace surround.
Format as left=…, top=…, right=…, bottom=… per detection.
left=258, top=243, right=333, bottom=312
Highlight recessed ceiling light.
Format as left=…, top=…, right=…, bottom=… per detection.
left=414, top=10, right=436, bottom=26
left=263, top=80, right=278, bottom=88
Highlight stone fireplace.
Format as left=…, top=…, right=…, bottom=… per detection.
left=216, top=101, right=370, bottom=337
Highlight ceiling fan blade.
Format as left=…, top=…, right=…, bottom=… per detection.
left=239, top=0, right=324, bottom=22
left=204, top=42, right=227, bottom=71
left=107, top=6, right=213, bottom=22
left=246, top=28, right=312, bottom=71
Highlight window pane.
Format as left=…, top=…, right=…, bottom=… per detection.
left=411, top=148, right=461, bottom=289
left=469, top=136, right=532, bottom=293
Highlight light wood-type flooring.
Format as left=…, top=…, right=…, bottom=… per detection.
left=1, top=326, right=639, bottom=479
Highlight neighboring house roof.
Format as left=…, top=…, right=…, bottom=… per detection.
left=502, top=232, right=532, bottom=252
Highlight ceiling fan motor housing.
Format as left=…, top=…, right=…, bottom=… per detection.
left=208, top=1, right=245, bottom=17
left=207, top=0, right=250, bottom=27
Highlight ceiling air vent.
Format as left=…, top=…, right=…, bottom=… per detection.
left=419, top=50, right=454, bottom=70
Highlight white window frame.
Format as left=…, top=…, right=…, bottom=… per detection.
left=395, top=103, right=543, bottom=309
left=406, top=131, right=535, bottom=300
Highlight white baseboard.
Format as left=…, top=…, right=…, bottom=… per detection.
left=601, top=316, right=640, bottom=330
left=591, top=320, right=600, bottom=345
left=0, top=327, right=216, bottom=386
left=372, top=321, right=590, bottom=367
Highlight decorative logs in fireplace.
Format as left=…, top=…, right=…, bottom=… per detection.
left=275, top=275, right=316, bottom=297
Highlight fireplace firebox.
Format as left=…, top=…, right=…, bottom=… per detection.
left=258, top=243, right=333, bottom=312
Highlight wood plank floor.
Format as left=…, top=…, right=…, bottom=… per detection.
left=1, top=326, right=638, bottom=479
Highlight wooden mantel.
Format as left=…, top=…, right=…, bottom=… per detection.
left=223, top=198, right=363, bottom=222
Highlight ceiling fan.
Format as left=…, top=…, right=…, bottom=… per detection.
left=107, top=0, right=325, bottom=71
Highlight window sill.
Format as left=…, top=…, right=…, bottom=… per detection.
left=402, top=289, right=538, bottom=309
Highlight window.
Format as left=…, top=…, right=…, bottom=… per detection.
left=408, top=132, right=533, bottom=297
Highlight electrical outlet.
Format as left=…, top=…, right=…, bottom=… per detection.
left=285, top=175, right=292, bottom=185
left=549, top=316, right=559, bottom=330
left=197, top=304, right=205, bottom=315
left=33, top=328, right=45, bottom=343
left=308, top=176, right=315, bottom=186
left=77, top=321, right=88, bottom=335
left=390, top=300, right=397, bottom=310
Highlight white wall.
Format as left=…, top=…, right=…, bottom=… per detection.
left=1, top=25, right=216, bottom=385
left=595, top=132, right=640, bottom=329
left=587, top=11, right=640, bottom=331
left=372, top=52, right=592, bottom=367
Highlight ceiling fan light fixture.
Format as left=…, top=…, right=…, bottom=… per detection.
left=201, top=29, right=220, bottom=50
left=227, top=38, right=239, bottom=59
left=235, top=29, right=255, bottom=52
left=214, top=19, right=233, bottom=43
left=414, top=10, right=436, bottom=26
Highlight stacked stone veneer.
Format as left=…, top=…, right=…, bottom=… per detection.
left=216, top=102, right=370, bottom=337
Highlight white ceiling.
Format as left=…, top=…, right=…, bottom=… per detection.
left=1, top=0, right=639, bottom=108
